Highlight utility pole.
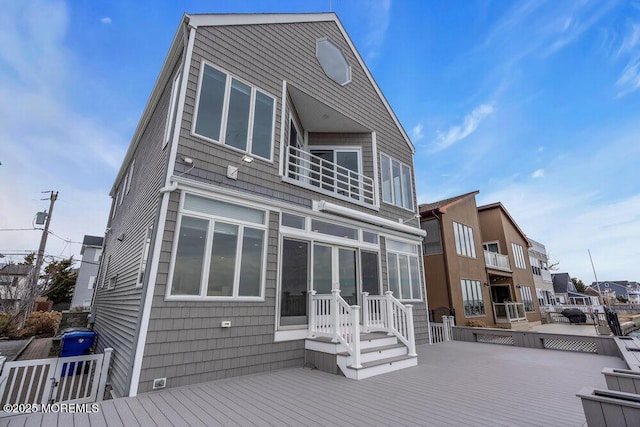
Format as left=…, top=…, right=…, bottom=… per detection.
left=588, top=249, right=602, bottom=303
left=29, top=191, right=58, bottom=302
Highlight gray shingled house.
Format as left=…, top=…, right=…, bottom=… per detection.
left=92, top=12, right=427, bottom=398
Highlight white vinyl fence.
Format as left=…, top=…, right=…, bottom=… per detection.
left=0, top=348, right=112, bottom=417
left=430, top=316, right=455, bottom=344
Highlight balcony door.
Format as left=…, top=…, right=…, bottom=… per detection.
left=310, top=148, right=362, bottom=200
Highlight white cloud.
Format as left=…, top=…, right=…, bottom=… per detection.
left=358, top=0, right=391, bottom=61
left=101, top=17, right=112, bottom=25
left=531, top=169, right=545, bottom=178
left=0, top=2, right=119, bottom=266
left=616, top=23, right=640, bottom=97
left=431, top=104, right=494, bottom=152
left=411, top=123, right=424, bottom=142
left=477, top=127, right=640, bottom=283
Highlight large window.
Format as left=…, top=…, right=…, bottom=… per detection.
left=520, top=285, right=535, bottom=312
left=453, top=222, right=477, bottom=258
left=193, top=63, right=275, bottom=160
left=380, top=153, right=413, bottom=210
left=386, top=239, right=421, bottom=300
left=421, top=219, right=442, bottom=254
left=169, top=194, right=267, bottom=299
left=512, top=243, right=527, bottom=269
left=461, top=279, right=485, bottom=316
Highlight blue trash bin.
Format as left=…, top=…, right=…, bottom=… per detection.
left=60, top=331, right=98, bottom=376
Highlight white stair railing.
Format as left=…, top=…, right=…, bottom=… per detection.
left=309, top=289, right=361, bottom=368
left=362, top=291, right=417, bottom=357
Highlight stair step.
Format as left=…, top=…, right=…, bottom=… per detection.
left=337, top=343, right=406, bottom=357
left=350, top=354, right=416, bottom=370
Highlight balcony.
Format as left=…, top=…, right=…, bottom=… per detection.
left=541, top=269, right=552, bottom=282
left=285, top=145, right=375, bottom=207
left=484, top=250, right=510, bottom=270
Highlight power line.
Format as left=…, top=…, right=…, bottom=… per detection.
left=0, top=228, right=42, bottom=232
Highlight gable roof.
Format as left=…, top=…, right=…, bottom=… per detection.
left=112, top=13, right=415, bottom=196
left=477, top=202, right=530, bottom=247
left=0, top=264, right=32, bottom=277
left=419, top=191, right=479, bottom=216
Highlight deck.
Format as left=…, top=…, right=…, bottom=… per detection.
left=0, top=340, right=627, bottom=426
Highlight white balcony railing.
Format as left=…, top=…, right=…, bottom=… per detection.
left=493, top=302, right=527, bottom=323
left=285, top=145, right=375, bottom=206
left=484, top=250, right=511, bottom=270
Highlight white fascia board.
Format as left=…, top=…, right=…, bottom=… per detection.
left=187, top=12, right=337, bottom=28
left=314, top=200, right=425, bottom=238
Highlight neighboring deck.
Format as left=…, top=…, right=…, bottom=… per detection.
left=1, top=340, right=627, bottom=426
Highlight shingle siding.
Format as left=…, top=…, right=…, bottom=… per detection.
left=177, top=21, right=415, bottom=221
left=139, top=210, right=305, bottom=393
left=92, top=60, right=180, bottom=397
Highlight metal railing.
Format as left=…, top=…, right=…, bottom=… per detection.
left=493, top=302, right=527, bottom=323
left=362, top=291, right=417, bottom=356
left=285, top=145, right=375, bottom=206
left=484, top=250, right=511, bottom=270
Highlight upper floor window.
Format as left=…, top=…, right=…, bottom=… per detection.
left=380, top=153, right=413, bottom=210
left=530, top=256, right=541, bottom=276
left=453, top=222, right=476, bottom=258
left=316, top=38, right=351, bottom=86
left=512, top=243, right=527, bottom=269
left=421, top=219, right=442, bottom=255
left=193, top=63, right=275, bottom=161
left=483, top=242, right=499, bottom=253
left=163, top=71, right=181, bottom=148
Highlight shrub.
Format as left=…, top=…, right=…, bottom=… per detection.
left=467, top=319, right=487, bottom=328
left=19, top=311, right=62, bottom=337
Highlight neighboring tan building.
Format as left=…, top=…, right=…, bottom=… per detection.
left=92, top=12, right=427, bottom=398
left=420, top=193, right=541, bottom=328
left=70, top=235, right=103, bottom=310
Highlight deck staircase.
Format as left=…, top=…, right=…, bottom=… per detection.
left=305, top=290, right=418, bottom=379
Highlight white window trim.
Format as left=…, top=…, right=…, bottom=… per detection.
left=461, top=278, right=485, bottom=317
left=512, top=243, right=527, bottom=270
left=482, top=241, right=500, bottom=253
left=385, top=238, right=422, bottom=302
left=379, top=152, right=414, bottom=211
left=165, top=192, right=268, bottom=301
left=453, top=221, right=477, bottom=259
left=88, top=276, right=96, bottom=290
left=136, top=226, right=153, bottom=288
left=191, top=60, right=276, bottom=162
left=125, top=160, right=135, bottom=195
left=163, top=71, right=181, bottom=149
left=519, top=285, right=535, bottom=312
left=107, top=275, right=117, bottom=290
left=315, top=37, right=352, bottom=86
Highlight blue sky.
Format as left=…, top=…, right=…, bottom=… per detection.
left=1, top=0, right=639, bottom=284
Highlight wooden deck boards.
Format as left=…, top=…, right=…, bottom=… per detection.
left=0, top=341, right=627, bottom=426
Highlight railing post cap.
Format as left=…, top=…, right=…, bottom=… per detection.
left=362, top=292, right=369, bottom=297
left=351, top=305, right=361, bottom=310
left=404, top=304, right=413, bottom=309
left=310, top=290, right=317, bottom=295
left=331, top=288, right=341, bottom=294
left=384, top=291, right=394, bottom=296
